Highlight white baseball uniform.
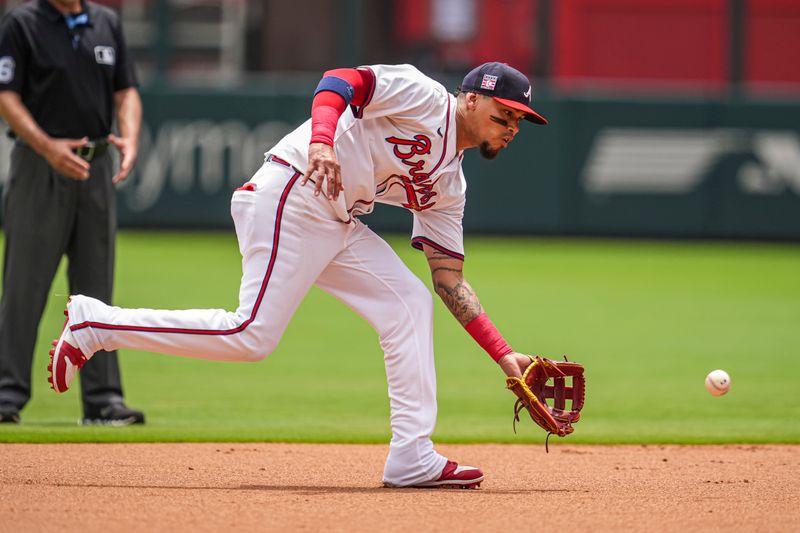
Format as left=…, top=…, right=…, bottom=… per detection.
left=67, top=64, right=467, bottom=486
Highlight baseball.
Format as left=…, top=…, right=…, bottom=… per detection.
left=705, top=369, right=731, bottom=396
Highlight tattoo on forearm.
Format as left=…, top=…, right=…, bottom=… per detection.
left=424, top=248, right=480, bottom=325
left=427, top=253, right=452, bottom=264
left=430, top=266, right=461, bottom=275
left=434, top=279, right=482, bottom=326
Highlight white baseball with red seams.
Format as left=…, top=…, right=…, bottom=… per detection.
left=64, top=64, right=470, bottom=487
left=705, top=369, right=731, bottom=396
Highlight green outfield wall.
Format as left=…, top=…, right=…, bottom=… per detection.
left=1, top=86, right=799, bottom=239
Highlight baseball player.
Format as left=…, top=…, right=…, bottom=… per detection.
left=48, top=62, right=548, bottom=488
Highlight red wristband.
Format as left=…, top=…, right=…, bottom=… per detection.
left=464, top=312, right=513, bottom=363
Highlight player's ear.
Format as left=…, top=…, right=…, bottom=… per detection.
left=465, top=92, right=479, bottom=112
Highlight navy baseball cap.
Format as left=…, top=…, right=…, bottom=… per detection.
left=460, top=62, right=548, bottom=125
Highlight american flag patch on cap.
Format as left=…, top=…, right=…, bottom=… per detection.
left=480, top=74, right=498, bottom=90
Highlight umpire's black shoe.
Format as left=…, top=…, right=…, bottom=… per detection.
left=81, top=403, right=145, bottom=426
left=0, top=402, right=21, bottom=424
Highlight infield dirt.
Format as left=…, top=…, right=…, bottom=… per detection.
left=1, top=443, right=797, bottom=532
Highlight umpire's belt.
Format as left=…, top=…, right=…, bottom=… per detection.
left=73, top=140, right=109, bottom=162
left=13, top=137, right=109, bottom=162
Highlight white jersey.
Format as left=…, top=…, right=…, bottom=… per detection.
left=268, top=64, right=467, bottom=260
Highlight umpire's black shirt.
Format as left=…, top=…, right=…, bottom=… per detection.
left=0, top=0, right=137, bottom=139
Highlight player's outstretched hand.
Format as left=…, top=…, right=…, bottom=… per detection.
left=497, top=352, right=535, bottom=378
left=43, top=137, right=91, bottom=181
left=108, top=133, right=138, bottom=184
left=304, top=142, right=344, bottom=200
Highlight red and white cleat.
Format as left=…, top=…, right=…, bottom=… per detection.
left=48, top=309, right=88, bottom=394
left=415, top=460, right=484, bottom=489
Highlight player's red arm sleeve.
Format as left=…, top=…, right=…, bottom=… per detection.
left=310, top=68, right=373, bottom=146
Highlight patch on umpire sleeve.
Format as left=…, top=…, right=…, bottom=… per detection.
left=94, top=46, right=115, bottom=66
left=0, top=56, right=16, bottom=84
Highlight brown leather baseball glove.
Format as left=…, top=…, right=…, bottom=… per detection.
left=506, top=356, right=585, bottom=447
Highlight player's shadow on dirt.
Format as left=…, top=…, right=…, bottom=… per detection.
left=56, top=483, right=577, bottom=494
left=238, top=484, right=577, bottom=494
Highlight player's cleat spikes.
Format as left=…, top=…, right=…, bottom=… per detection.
left=48, top=310, right=89, bottom=394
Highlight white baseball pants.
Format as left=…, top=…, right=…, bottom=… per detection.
left=67, top=158, right=447, bottom=486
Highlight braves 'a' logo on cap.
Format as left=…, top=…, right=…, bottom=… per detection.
left=523, top=85, right=531, bottom=101
left=480, top=74, right=498, bottom=90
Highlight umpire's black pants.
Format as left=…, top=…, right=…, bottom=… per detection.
left=0, top=143, right=125, bottom=415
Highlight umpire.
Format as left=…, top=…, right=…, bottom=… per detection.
left=0, top=0, right=144, bottom=425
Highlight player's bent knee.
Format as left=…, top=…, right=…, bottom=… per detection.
left=235, top=342, right=276, bottom=362
left=407, top=282, right=434, bottom=318
left=374, top=280, right=433, bottom=341
left=236, top=348, right=270, bottom=362
left=231, top=332, right=279, bottom=362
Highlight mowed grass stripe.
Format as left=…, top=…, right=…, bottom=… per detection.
left=1, top=232, right=798, bottom=443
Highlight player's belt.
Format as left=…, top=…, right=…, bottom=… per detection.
left=266, top=154, right=302, bottom=174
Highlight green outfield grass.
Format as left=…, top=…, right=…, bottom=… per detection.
left=1, top=231, right=798, bottom=444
